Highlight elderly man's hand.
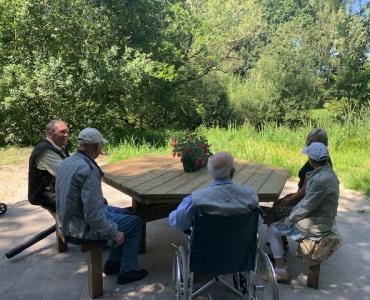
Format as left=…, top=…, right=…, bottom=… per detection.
left=114, top=231, right=125, bottom=246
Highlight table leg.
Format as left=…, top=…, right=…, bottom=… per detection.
left=140, top=223, right=146, bottom=254
left=132, top=198, right=180, bottom=254
left=132, top=199, right=147, bottom=254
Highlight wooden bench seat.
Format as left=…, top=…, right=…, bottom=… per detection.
left=297, top=233, right=342, bottom=289
left=49, top=212, right=68, bottom=253
left=49, top=211, right=105, bottom=299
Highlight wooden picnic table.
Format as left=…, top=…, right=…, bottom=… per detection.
left=102, top=155, right=290, bottom=252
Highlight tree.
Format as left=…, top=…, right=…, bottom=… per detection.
left=239, top=17, right=323, bottom=126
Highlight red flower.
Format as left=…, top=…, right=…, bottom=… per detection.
left=170, top=132, right=212, bottom=165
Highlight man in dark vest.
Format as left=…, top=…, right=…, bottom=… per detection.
left=28, top=119, right=70, bottom=212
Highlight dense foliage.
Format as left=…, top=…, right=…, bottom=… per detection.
left=0, top=0, right=369, bottom=145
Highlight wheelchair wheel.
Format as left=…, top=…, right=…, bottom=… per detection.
left=250, top=249, right=279, bottom=300
left=173, top=246, right=189, bottom=300
left=0, top=203, right=7, bottom=215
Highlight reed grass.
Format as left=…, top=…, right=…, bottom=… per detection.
left=108, top=112, right=370, bottom=196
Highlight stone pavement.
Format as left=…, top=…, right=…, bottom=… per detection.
left=0, top=180, right=369, bottom=300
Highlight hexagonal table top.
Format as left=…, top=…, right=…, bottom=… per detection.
left=102, top=155, right=290, bottom=204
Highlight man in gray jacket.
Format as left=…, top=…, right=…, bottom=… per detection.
left=169, top=151, right=259, bottom=231
left=56, top=128, right=147, bottom=285
left=268, top=142, right=339, bottom=282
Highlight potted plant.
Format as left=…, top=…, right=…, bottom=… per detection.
left=171, top=132, right=212, bottom=172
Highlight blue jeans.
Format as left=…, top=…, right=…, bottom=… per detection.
left=104, top=205, right=142, bottom=272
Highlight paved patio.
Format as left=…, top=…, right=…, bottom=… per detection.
left=0, top=180, right=369, bottom=300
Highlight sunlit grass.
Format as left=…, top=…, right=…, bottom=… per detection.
left=0, top=147, right=31, bottom=166
left=108, top=117, right=370, bottom=196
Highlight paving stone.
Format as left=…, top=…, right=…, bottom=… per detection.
left=1, top=181, right=370, bottom=300
left=0, top=264, right=28, bottom=282
left=41, top=279, right=85, bottom=300
left=4, top=279, right=50, bottom=300
left=0, top=280, right=17, bottom=299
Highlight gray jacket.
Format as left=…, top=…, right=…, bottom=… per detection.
left=288, top=164, right=339, bottom=236
left=192, top=182, right=259, bottom=215
left=56, top=151, right=117, bottom=240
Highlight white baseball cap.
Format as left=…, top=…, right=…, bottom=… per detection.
left=78, top=128, right=108, bottom=144
left=302, top=142, right=329, bottom=161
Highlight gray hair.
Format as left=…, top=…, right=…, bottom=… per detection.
left=207, top=151, right=235, bottom=179
left=46, top=119, right=65, bottom=136
left=307, top=128, right=328, bottom=146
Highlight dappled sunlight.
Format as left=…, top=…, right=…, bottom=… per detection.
left=0, top=170, right=369, bottom=299
left=119, top=283, right=167, bottom=298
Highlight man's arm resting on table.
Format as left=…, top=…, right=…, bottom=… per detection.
left=169, top=195, right=197, bottom=231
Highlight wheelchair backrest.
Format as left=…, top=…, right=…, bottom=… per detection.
left=190, top=209, right=259, bottom=274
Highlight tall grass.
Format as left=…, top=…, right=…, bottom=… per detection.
left=107, top=111, right=370, bottom=196
left=107, top=136, right=170, bottom=163
left=197, top=122, right=370, bottom=195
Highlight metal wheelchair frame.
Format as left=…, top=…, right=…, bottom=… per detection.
left=173, top=233, right=279, bottom=300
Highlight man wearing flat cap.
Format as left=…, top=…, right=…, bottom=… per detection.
left=267, top=142, right=340, bottom=282
left=56, top=128, right=148, bottom=285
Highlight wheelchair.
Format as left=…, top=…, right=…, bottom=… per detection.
left=172, top=210, right=279, bottom=299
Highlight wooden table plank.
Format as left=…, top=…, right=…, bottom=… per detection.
left=102, top=156, right=176, bottom=181
left=244, top=165, right=274, bottom=191
left=257, top=168, right=290, bottom=201
left=233, top=161, right=262, bottom=185
left=103, top=174, right=143, bottom=200
left=134, top=169, right=184, bottom=194
left=122, top=169, right=174, bottom=189
left=147, top=169, right=208, bottom=194
left=173, top=170, right=212, bottom=194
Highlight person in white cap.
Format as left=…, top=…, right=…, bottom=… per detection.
left=267, top=142, right=339, bottom=282
left=266, top=128, right=332, bottom=251
left=56, top=128, right=148, bottom=284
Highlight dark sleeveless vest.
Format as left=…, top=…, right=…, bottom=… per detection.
left=28, top=139, right=69, bottom=206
